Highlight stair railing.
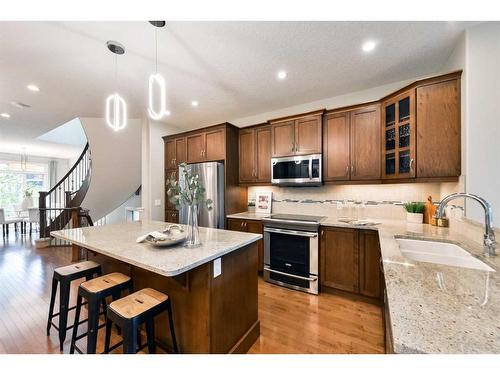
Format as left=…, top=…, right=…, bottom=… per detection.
left=39, top=143, right=91, bottom=238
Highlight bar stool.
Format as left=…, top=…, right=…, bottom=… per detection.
left=104, top=288, right=179, bottom=354
left=47, top=260, right=102, bottom=351
left=70, top=272, right=133, bottom=354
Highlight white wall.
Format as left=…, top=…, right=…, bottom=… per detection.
left=102, top=191, right=142, bottom=224
left=463, top=23, right=500, bottom=226
left=141, top=120, right=183, bottom=221
left=79, top=117, right=142, bottom=221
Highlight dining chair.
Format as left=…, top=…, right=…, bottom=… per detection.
left=27, top=207, right=40, bottom=235
left=0, top=208, right=23, bottom=237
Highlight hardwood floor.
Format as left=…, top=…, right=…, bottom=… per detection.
left=0, top=233, right=384, bottom=354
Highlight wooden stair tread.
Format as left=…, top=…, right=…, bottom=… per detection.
left=80, top=272, right=130, bottom=293
left=54, top=260, right=100, bottom=276
left=109, top=288, right=168, bottom=319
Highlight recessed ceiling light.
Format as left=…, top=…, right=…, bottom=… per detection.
left=27, top=84, right=40, bottom=92
left=1, top=113, right=11, bottom=118
left=362, top=41, right=377, bottom=53
left=165, top=110, right=171, bottom=116
left=277, top=71, right=288, bottom=80
left=191, top=101, right=199, bottom=107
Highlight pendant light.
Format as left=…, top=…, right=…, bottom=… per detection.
left=105, top=41, right=127, bottom=131
left=148, top=21, right=169, bottom=120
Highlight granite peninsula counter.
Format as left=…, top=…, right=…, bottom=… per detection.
left=52, top=220, right=262, bottom=354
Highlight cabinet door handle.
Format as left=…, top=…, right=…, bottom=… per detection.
left=291, top=142, right=294, bottom=152
left=351, top=165, right=354, bottom=174
left=345, top=165, right=349, bottom=175
left=410, top=158, right=415, bottom=172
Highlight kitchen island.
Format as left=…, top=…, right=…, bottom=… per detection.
left=51, top=220, right=262, bottom=354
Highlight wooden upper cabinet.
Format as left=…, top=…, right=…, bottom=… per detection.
left=238, top=125, right=272, bottom=184
left=205, top=128, right=226, bottom=161
left=186, top=133, right=206, bottom=163
left=320, top=227, right=359, bottom=293
left=295, top=115, right=322, bottom=155
left=239, top=129, right=256, bottom=183
left=350, top=105, right=381, bottom=180
left=165, top=139, right=176, bottom=171
left=381, top=89, right=416, bottom=179
left=416, top=78, right=461, bottom=178
left=174, top=137, right=186, bottom=168
left=256, top=126, right=271, bottom=182
left=271, top=120, right=295, bottom=157
left=359, top=230, right=382, bottom=299
left=324, top=112, right=350, bottom=181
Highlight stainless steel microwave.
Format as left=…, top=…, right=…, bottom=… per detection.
left=271, top=154, right=322, bottom=186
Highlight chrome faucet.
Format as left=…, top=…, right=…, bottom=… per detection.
left=436, top=193, right=496, bottom=256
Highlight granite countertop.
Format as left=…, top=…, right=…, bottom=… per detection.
left=51, top=220, right=261, bottom=277
left=228, top=212, right=500, bottom=353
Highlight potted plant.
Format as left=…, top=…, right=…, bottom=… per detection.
left=403, top=202, right=425, bottom=224
left=166, top=163, right=213, bottom=248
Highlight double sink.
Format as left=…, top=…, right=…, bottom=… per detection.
left=396, top=238, right=494, bottom=272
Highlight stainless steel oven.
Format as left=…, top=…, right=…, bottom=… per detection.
left=271, top=154, right=322, bottom=186
left=263, top=214, right=325, bottom=294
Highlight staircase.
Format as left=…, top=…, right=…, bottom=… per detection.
left=38, top=143, right=91, bottom=239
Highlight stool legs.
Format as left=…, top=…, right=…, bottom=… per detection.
left=70, top=294, right=83, bottom=354
left=166, top=300, right=179, bottom=353
left=47, top=277, right=58, bottom=336
left=146, top=318, right=156, bottom=354
left=58, top=280, right=71, bottom=351
left=104, top=318, right=113, bottom=354
left=122, top=322, right=138, bottom=354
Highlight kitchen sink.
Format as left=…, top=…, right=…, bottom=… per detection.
left=396, top=238, right=495, bottom=272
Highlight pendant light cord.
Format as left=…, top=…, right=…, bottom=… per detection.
left=155, top=27, right=158, bottom=74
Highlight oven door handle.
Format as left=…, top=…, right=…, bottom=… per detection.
left=264, top=267, right=318, bottom=282
left=308, top=157, right=312, bottom=179
left=264, top=227, right=318, bottom=237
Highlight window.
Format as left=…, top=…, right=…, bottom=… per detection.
left=0, top=160, right=49, bottom=214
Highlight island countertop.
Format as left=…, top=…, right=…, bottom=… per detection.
left=51, top=220, right=262, bottom=277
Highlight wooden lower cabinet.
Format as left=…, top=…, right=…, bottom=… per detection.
left=320, top=227, right=359, bottom=293
left=227, top=218, right=264, bottom=272
left=320, top=226, right=382, bottom=300
left=359, top=230, right=382, bottom=298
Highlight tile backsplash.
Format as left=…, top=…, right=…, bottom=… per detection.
left=248, top=182, right=463, bottom=220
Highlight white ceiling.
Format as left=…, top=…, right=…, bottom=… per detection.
left=0, top=21, right=471, bottom=156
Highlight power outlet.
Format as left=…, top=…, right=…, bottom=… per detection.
left=154, top=199, right=161, bottom=206
left=213, top=258, right=221, bottom=278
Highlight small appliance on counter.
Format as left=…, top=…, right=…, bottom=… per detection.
left=262, top=213, right=326, bottom=294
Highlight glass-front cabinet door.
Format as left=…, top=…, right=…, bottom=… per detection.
left=381, top=89, right=416, bottom=179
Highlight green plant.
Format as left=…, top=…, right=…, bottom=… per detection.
left=166, top=163, right=213, bottom=211
left=403, top=202, right=425, bottom=214
left=24, top=188, right=33, bottom=198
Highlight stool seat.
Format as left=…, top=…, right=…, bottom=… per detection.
left=80, top=272, right=131, bottom=294
left=54, top=260, right=101, bottom=278
left=109, top=288, right=168, bottom=319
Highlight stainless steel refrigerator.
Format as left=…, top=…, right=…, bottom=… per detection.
left=178, top=162, right=225, bottom=229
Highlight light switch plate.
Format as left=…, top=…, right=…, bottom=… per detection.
left=213, top=258, right=221, bottom=278
left=154, top=199, right=161, bottom=206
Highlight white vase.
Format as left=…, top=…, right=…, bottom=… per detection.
left=406, top=212, right=423, bottom=224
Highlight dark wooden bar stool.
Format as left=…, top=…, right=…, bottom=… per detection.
left=47, top=260, right=102, bottom=351
left=104, top=288, right=179, bottom=354
left=70, top=272, right=133, bottom=354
